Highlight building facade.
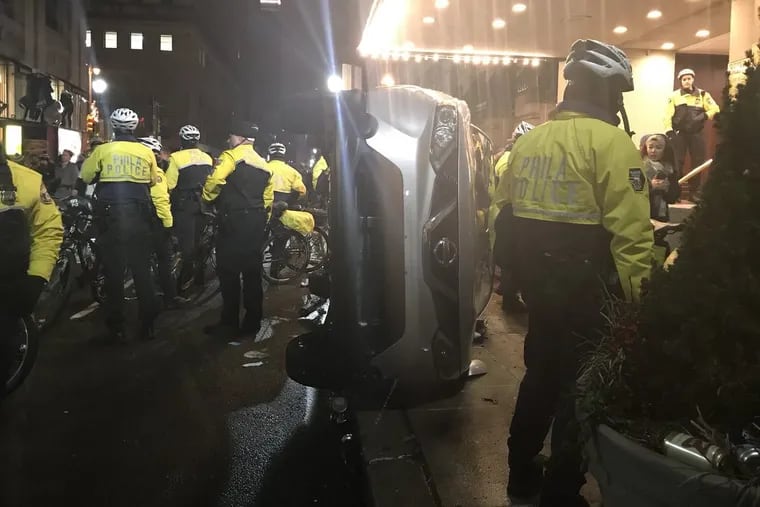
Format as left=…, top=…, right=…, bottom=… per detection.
left=85, top=0, right=242, bottom=149
left=0, top=0, right=89, bottom=160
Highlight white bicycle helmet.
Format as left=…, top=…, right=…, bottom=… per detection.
left=110, top=108, right=140, bottom=131
left=564, top=39, right=634, bottom=93
left=179, top=124, right=201, bottom=141
left=138, top=136, right=162, bottom=153
left=513, top=121, right=535, bottom=138
left=677, top=68, right=695, bottom=80
left=268, top=142, right=287, bottom=157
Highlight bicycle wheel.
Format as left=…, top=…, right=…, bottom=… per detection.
left=305, top=227, right=329, bottom=273
left=3, top=316, right=39, bottom=397
left=90, top=257, right=107, bottom=304
left=199, top=220, right=217, bottom=274
left=262, top=229, right=310, bottom=284
left=34, top=248, right=75, bottom=331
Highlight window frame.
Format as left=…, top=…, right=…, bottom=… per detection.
left=130, top=32, right=144, bottom=50
left=159, top=34, right=173, bottom=52
left=104, top=31, right=118, bottom=49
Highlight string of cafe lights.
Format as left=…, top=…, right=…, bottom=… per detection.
left=360, top=49, right=546, bottom=67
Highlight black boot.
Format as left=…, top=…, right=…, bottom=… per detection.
left=507, top=457, right=545, bottom=506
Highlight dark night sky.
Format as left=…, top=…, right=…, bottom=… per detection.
left=204, top=0, right=364, bottom=126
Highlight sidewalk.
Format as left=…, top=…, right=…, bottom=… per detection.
left=358, top=295, right=602, bottom=507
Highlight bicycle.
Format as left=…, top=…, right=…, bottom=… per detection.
left=181, top=209, right=222, bottom=304
left=652, top=219, right=684, bottom=267
left=261, top=216, right=311, bottom=285
left=34, top=196, right=99, bottom=329
left=303, top=208, right=329, bottom=274
left=197, top=210, right=218, bottom=276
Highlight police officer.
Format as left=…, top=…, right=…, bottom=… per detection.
left=81, top=108, right=161, bottom=342
left=267, top=142, right=306, bottom=206
left=496, top=40, right=653, bottom=507
left=664, top=68, right=720, bottom=197
left=494, top=122, right=535, bottom=187
left=492, top=121, right=534, bottom=314
left=138, top=136, right=187, bottom=309
left=202, top=121, right=273, bottom=340
left=165, top=125, right=213, bottom=292
left=311, top=153, right=329, bottom=207
left=0, top=146, right=63, bottom=384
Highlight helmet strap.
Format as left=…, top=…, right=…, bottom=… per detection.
left=618, top=99, right=635, bottom=139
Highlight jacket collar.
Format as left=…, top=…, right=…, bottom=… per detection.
left=113, top=133, right=137, bottom=142
left=555, top=100, right=620, bottom=127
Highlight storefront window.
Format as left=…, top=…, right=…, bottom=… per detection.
left=13, top=67, right=29, bottom=121
left=5, top=124, right=22, bottom=156
left=0, top=62, right=9, bottom=119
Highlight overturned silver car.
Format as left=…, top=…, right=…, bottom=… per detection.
left=287, top=85, right=494, bottom=405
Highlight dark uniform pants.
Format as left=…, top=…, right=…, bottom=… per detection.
left=151, top=221, right=176, bottom=302
left=493, top=206, right=520, bottom=302
left=172, top=192, right=204, bottom=288
left=96, top=201, right=157, bottom=332
left=508, top=253, right=604, bottom=502
left=673, top=131, right=706, bottom=195
left=216, top=209, right=268, bottom=332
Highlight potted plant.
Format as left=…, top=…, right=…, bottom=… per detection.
left=578, top=47, right=760, bottom=507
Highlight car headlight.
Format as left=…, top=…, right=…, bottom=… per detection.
left=430, top=104, right=458, bottom=173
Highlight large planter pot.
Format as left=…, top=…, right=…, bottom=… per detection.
left=587, top=424, right=760, bottom=507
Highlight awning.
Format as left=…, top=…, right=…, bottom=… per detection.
left=358, top=0, right=731, bottom=61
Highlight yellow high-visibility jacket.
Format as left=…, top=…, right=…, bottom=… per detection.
left=312, top=156, right=329, bottom=191
left=202, top=143, right=273, bottom=213
left=165, top=147, right=213, bottom=191
left=497, top=111, right=653, bottom=301
left=268, top=159, right=306, bottom=196
left=150, top=168, right=173, bottom=228
left=80, top=141, right=158, bottom=186
left=664, top=88, right=720, bottom=133
left=4, top=161, right=63, bottom=281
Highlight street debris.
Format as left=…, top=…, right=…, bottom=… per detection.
left=69, top=302, right=100, bottom=320
left=243, top=350, right=269, bottom=360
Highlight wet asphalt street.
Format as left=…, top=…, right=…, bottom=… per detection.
left=0, top=282, right=364, bottom=507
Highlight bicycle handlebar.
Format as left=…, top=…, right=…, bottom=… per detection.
left=652, top=220, right=684, bottom=240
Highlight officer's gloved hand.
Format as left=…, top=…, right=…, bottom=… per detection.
left=272, top=201, right=288, bottom=219
left=19, top=275, right=46, bottom=315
